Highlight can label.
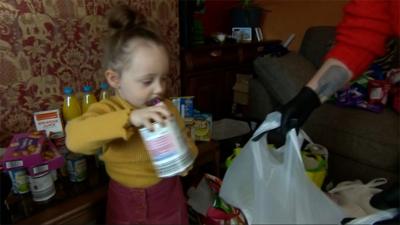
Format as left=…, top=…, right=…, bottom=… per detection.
left=66, top=153, right=87, bottom=182
left=139, top=119, right=195, bottom=177
left=28, top=172, right=56, bottom=202
left=8, top=168, right=30, bottom=194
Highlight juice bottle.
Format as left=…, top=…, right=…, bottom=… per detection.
left=62, top=87, right=81, bottom=122
left=81, top=85, right=97, bottom=113
left=99, top=82, right=111, bottom=101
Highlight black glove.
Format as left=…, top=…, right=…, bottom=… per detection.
left=267, top=87, right=321, bottom=147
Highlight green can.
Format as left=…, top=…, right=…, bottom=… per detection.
left=8, top=168, right=30, bottom=194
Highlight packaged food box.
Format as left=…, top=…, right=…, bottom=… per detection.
left=26, top=140, right=65, bottom=176
left=33, top=109, right=64, bottom=136
left=232, top=74, right=251, bottom=105
left=171, top=96, right=194, bottom=118
left=192, top=112, right=212, bottom=142
left=2, top=131, right=46, bottom=170
left=184, top=118, right=195, bottom=139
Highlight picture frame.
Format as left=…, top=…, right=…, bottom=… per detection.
left=232, top=27, right=252, bottom=43
left=254, top=27, right=263, bottom=42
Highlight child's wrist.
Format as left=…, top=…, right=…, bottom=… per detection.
left=127, top=109, right=137, bottom=128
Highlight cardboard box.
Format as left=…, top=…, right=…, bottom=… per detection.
left=171, top=96, right=194, bottom=118
left=184, top=118, right=195, bottom=140
left=192, top=113, right=212, bottom=142
left=2, top=131, right=65, bottom=175
left=26, top=140, right=65, bottom=176
left=233, top=91, right=249, bottom=105
left=233, top=74, right=251, bottom=105
left=33, top=109, right=64, bottom=136
left=2, top=131, right=46, bottom=170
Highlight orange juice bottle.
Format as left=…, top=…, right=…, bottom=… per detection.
left=99, top=82, right=111, bottom=101
left=81, top=85, right=97, bottom=113
left=62, top=87, right=81, bottom=122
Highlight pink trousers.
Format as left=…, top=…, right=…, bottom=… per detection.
left=106, top=177, right=188, bottom=225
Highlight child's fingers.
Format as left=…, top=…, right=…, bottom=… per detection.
left=142, top=118, right=154, bottom=131
left=151, top=105, right=172, bottom=119
left=148, top=111, right=165, bottom=125
left=179, top=165, right=193, bottom=176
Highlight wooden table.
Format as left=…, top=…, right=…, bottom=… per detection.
left=10, top=141, right=220, bottom=225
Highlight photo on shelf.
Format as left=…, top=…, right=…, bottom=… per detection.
left=232, top=27, right=252, bottom=43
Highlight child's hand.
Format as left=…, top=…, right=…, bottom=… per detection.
left=179, top=165, right=193, bottom=177
left=129, top=103, right=172, bottom=130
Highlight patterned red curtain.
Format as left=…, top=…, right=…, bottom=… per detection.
left=0, top=0, right=179, bottom=145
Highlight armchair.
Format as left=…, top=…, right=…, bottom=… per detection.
left=248, top=26, right=399, bottom=188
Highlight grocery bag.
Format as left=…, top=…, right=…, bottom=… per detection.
left=219, top=112, right=345, bottom=224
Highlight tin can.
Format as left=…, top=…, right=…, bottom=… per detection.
left=66, top=153, right=87, bottom=182
left=28, top=172, right=56, bottom=202
left=139, top=119, right=195, bottom=177
left=49, top=132, right=69, bottom=178
left=49, top=132, right=68, bottom=155
left=8, top=168, right=30, bottom=194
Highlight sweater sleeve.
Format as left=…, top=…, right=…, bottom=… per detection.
left=65, top=101, right=134, bottom=155
left=325, top=0, right=394, bottom=79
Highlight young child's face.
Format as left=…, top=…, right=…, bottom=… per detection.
left=117, top=42, right=169, bottom=108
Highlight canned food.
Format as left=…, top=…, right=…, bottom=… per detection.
left=8, top=168, right=30, bottom=194
left=49, top=132, right=68, bottom=155
left=66, top=153, right=87, bottom=182
left=139, top=119, right=195, bottom=177
left=28, top=172, right=55, bottom=202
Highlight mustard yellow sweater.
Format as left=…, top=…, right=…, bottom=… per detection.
left=65, top=96, right=198, bottom=188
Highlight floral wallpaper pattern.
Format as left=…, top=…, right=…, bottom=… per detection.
left=0, top=0, right=179, bottom=146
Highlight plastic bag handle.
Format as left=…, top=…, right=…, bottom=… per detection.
left=251, top=112, right=281, bottom=141
left=250, top=112, right=305, bottom=164
left=300, top=130, right=313, bottom=144
left=251, top=112, right=314, bottom=144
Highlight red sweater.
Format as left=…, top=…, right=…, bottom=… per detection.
left=325, top=0, right=399, bottom=79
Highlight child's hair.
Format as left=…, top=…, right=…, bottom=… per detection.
left=104, top=5, right=165, bottom=73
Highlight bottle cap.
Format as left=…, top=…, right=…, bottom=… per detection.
left=100, top=82, right=109, bottom=90
left=64, top=87, right=73, bottom=95
left=83, top=85, right=93, bottom=92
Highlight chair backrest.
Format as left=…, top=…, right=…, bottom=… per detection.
left=299, top=26, right=336, bottom=68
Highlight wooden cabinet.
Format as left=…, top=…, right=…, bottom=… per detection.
left=9, top=142, right=221, bottom=225
left=181, top=41, right=281, bottom=120
left=15, top=185, right=107, bottom=225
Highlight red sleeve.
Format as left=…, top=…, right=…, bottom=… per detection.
left=324, top=0, right=394, bottom=80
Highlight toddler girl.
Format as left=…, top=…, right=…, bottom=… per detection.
left=66, top=5, right=198, bottom=224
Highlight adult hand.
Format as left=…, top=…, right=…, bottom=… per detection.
left=267, top=87, right=321, bottom=148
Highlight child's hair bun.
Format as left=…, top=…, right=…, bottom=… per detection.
left=107, top=5, right=143, bottom=32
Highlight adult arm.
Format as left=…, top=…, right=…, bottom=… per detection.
left=307, top=0, right=393, bottom=102
left=268, top=0, right=394, bottom=147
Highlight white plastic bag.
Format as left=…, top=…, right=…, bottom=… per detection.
left=219, top=112, right=345, bottom=224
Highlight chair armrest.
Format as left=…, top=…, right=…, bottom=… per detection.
left=248, top=79, right=277, bottom=122
left=253, top=52, right=317, bottom=105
